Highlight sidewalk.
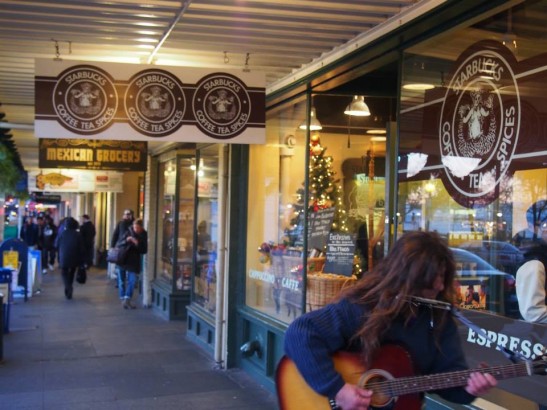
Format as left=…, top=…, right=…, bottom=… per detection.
left=0, top=267, right=278, bottom=409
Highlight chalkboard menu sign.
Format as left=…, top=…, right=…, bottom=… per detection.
left=323, top=232, right=355, bottom=276
left=308, top=207, right=335, bottom=250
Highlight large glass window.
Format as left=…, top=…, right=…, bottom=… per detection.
left=155, top=155, right=196, bottom=291
left=157, top=159, right=177, bottom=285
left=246, top=94, right=391, bottom=323
left=398, top=1, right=547, bottom=319
left=193, top=145, right=220, bottom=314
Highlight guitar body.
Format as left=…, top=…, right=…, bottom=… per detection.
left=276, top=345, right=422, bottom=410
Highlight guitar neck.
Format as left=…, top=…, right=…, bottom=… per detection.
left=372, top=362, right=530, bottom=397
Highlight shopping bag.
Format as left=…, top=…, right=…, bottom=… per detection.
left=106, top=247, right=128, bottom=264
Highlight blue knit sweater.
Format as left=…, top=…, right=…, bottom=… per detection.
left=284, top=298, right=476, bottom=404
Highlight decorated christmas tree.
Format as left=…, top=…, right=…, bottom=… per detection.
left=286, top=132, right=348, bottom=244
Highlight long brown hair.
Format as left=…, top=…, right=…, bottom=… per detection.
left=341, top=231, right=457, bottom=365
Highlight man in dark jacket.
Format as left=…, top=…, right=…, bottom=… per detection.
left=80, top=214, right=96, bottom=268
left=20, top=216, right=39, bottom=248
left=110, top=209, right=134, bottom=290
left=42, top=215, right=57, bottom=272
left=56, top=217, right=84, bottom=299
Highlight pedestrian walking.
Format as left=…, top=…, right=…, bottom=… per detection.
left=110, top=209, right=134, bottom=290
left=20, top=215, right=38, bottom=248
left=42, top=215, right=57, bottom=272
left=116, top=218, right=147, bottom=309
left=56, top=217, right=84, bottom=299
left=80, top=214, right=96, bottom=268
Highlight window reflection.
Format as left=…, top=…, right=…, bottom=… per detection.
left=399, top=2, right=547, bottom=320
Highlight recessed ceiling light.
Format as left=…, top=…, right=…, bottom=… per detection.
left=134, top=22, right=163, bottom=27
left=370, top=136, right=387, bottom=142
left=137, top=30, right=157, bottom=35
left=366, top=129, right=386, bottom=134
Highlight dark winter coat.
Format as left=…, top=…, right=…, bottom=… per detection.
left=118, top=227, right=147, bottom=273
left=20, top=221, right=38, bottom=247
left=57, top=225, right=85, bottom=269
left=111, top=219, right=133, bottom=248
left=42, top=221, right=57, bottom=250
left=80, top=220, right=96, bottom=249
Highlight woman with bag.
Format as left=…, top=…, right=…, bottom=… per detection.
left=118, top=219, right=147, bottom=309
left=56, top=217, right=84, bottom=299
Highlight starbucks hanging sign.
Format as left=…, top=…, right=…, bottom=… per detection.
left=35, top=59, right=265, bottom=144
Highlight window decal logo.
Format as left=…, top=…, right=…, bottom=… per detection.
left=439, top=41, right=520, bottom=206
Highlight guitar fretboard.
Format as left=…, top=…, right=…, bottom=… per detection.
left=367, top=362, right=530, bottom=397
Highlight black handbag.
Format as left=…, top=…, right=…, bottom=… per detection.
left=76, top=266, right=87, bottom=284
left=106, top=246, right=129, bottom=264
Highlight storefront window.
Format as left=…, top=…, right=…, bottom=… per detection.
left=193, top=145, right=220, bottom=314
left=155, top=156, right=196, bottom=291
left=399, top=2, right=547, bottom=319
left=247, top=94, right=391, bottom=323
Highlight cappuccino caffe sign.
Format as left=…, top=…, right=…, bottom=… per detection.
left=35, top=59, right=265, bottom=144
left=439, top=40, right=520, bottom=207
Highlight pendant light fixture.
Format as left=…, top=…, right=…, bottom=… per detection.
left=344, top=95, right=371, bottom=116
left=299, top=107, right=322, bottom=131
left=402, top=62, right=435, bottom=91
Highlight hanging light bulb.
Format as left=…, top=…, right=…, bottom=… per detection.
left=344, top=95, right=371, bottom=116
left=299, top=107, right=323, bottom=130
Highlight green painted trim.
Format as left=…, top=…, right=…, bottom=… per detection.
left=186, top=304, right=215, bottom=354
left=226, top=144, right=250, bottom=369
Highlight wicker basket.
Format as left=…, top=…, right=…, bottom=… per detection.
left=307, top=273, right=357, bottom=311
left=307, top=257, right=326, bottom=273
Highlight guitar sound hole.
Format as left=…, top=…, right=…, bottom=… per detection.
left=361, top=370, right=395, bottom=409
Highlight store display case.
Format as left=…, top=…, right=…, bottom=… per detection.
left=151, top=154, right=196, bottom=320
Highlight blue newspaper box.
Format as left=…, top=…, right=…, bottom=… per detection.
left=0, top=238, right=29, bottom=301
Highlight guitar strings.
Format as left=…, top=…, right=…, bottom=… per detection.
left=364, top=362, right=529, bottom=397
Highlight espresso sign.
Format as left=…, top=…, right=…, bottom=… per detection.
left=35, top=59, right=265, bottom=144
left=39, top=139, right=147, bottom=171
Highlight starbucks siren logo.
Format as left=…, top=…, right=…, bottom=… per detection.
left=192, top=73, right=251, bottom=139
left=439, top=45, right=520, bottom=204
left=53, top=65, right=118, bottom=134
left=124, top=69, right=186, bottom=137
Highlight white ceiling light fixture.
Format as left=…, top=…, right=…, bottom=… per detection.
left=366, top=129, right=386, bottom=135
left=344, top=95, right=371, bottom=116
left=299, top=107, right=322, bottom=131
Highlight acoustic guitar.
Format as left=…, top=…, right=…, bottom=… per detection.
left=276, top=344, right=546, bottom=410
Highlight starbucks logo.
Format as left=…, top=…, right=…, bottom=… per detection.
left=124, top=69, right=186, bottom=137
left=439, top=42, right=520, bottom=204
left=192, top=73, right=251, bottom=139
left=53, top=65, right=118, bottom=134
